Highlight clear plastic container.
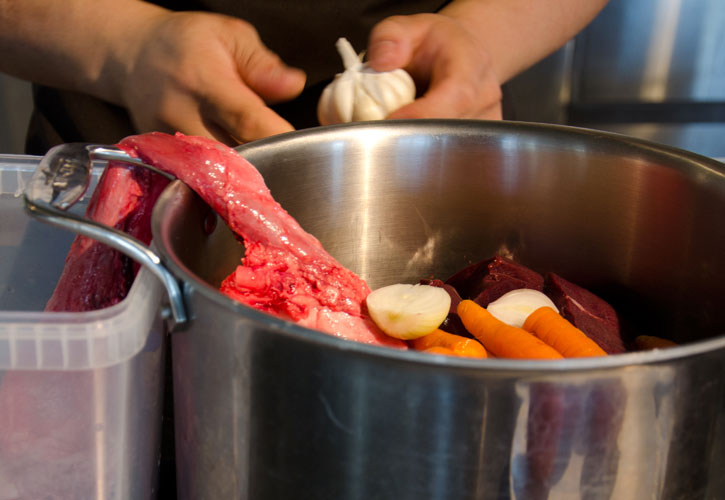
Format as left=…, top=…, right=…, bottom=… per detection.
left=0, top=156, right=165, bottom=499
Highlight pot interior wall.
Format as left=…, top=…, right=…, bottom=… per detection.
left=163, top=121, right=725, bottom=346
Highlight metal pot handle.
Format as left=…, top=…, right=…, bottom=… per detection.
left=22, top=143, right=187, bottom=328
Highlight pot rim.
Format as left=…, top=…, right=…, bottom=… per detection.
left=155, top=119, right=725, bottom=372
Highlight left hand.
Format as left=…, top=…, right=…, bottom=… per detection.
left=366, top=13, right=503, bottom=121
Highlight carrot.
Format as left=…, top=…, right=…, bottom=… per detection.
left=634, top=335, right=678, bottom=350
left=522, top=306, right=607, bottom=357
left=422, top=346, right=457, bottom=356
left=457, top=300, right=563, bottom=360
left=410, top=329, right=488, bottom=358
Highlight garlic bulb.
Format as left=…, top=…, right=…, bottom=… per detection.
left=317, top=37, right=416, bottom=125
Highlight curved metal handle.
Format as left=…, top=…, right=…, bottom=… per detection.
left=22, top=143, right=187, bottom=328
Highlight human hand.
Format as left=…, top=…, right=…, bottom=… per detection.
left=367, top=13, right=503, bottom=120
left=116, top=11, right=306, bottom=144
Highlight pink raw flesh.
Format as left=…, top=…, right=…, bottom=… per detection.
left=119, top=132, right=405, bottom=348
left=45, top=160, right=170, bottom=312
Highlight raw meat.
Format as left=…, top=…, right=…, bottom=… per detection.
left=444, top=254, right=544, bottom=307
left=119, top=132, right=405, bottom=348
left=45, top=161, right=169, bottom=311
left=544, top=273, right=625, bottom=354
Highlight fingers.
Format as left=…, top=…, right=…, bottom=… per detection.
left=367, top=16, right=425, bottom=72
left=240, top=48, right=306, bottom=105
left=388, top=83, right=503, bottom=121
left=200, top=76, right=296, bottom=143
left=131, top=61, right=296, bottom=144
left=201, top=19, right=304, bottom=142
left=124, top=12, right=304, bottom=144
left=369, top=14, right=505, bottom=121
left=387, top=45, right=503, bottom=120
left=216, top=18, right=306, bottom=104
left=210, top=32, right=302, bottom=142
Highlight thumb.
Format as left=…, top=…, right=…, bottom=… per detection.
left=238, top=44, right=306, bottom=104
left=367, top=16, right=421, bottom=72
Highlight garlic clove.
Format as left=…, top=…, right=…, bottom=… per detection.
left=330, top=74, right=357, bottom=124
left=352, top=87, right=386, bottom=121
left=360, top=68, right=416, bottom=117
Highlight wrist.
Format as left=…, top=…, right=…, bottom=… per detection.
left=438, top=1, right=505, bottom=82
left=88, top=1, right=171, bottom=106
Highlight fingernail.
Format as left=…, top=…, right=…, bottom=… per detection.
left=269, top=65, right=306, bottom=86
left=368, top=40, right=397, bottom=70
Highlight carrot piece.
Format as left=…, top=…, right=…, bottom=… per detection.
left=634, top=335, right=678, bottom=350
left=422, top=346, right=457, bottom=356
left=523, top=306, right=607, bottom=358
left=410, top=329, right=488, bottom=358
left=457, top=300, right=564, bottom=360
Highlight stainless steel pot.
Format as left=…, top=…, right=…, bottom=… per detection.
left=26, top=120, right=725, bottom=499
left=148, top=120, right=725, bottom=500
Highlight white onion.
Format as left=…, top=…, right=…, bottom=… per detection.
left=486, top=289, right=558, bottom=328
left=366, top=284, right=450, bottom=340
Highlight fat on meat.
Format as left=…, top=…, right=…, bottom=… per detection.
left=119, top=132, right=404, bottom=348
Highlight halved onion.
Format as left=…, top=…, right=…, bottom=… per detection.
left=486, top=289, right=558, bottom=328
left=366, top=284, right=451, bottom=340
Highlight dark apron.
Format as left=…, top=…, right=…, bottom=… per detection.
left=27, top=0, right=518, bottom=154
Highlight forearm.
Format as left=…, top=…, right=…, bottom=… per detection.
left=0, top=0, right=167, bottom=104
left=440, top=0, right=609, bottom=83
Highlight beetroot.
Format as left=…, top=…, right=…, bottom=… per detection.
left=543, top=273, right=625, bottom=354
left=444, top=254, right=544, bottom=307
left=420, top=279, right=470, bottom=337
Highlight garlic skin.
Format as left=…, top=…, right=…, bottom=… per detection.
left=317, top=38, right=416, bottom=126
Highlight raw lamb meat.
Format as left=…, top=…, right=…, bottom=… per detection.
left=119, top=132, right=405, bottom=348
left=45, top=161, right=170, bottom=312
left=445, top=254, right=545, bottom=307
left=544, top=273, right=625, bottom=354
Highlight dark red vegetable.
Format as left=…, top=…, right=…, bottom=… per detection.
left=444, top=254, right=544, bottom=307
left=420, top=278, right=470, bottom=336
left=543, top=273, right=625, bottom=354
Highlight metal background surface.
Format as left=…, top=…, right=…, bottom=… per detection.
left=504, top=0, right=725, bottom=158
left=571, top=0, right=725, bottom=103
left=154, top=120, right=725, bottom=499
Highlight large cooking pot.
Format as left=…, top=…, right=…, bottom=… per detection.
left=26, top=120, right=723, bottom=499
left=147, top=120, right=725, bottom=500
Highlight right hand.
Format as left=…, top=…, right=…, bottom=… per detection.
left=115, top=11, right=306, bottom=144
left=366, top=13, right=503, bottom=121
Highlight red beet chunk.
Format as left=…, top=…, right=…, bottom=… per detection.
left=445, top=254, right=544, bottom=307
left=544, top=273, right=625, bottom=354
left=420, top=279, right=462, bottom=313
left=420, top=279, right=471, bottom=337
